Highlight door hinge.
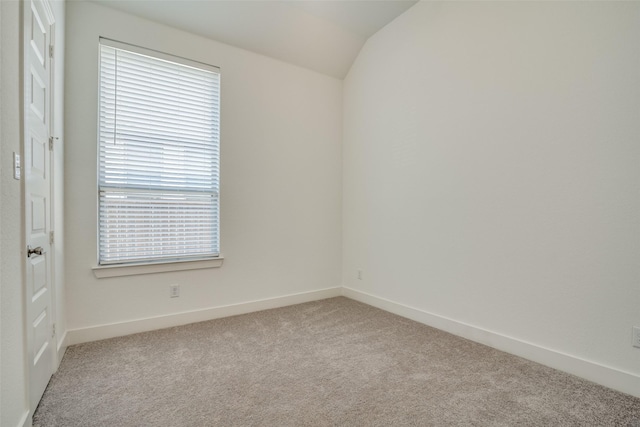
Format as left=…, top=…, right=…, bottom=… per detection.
left=49, top=45, right=54, bottom=59
left=50, top=231, right=54, bottom=244
left=52, top=323, right=56, bottom=338
left=49, top=136, right=59, bottom=151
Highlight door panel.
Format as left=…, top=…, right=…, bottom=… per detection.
left=30, top=255, right=47, bottom=296
left=31, top=195, right=46, bottom=232
left=31, top=135, right=47, bottom=179
left=30, top=72, right=47, bottom=122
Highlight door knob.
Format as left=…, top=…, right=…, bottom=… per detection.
left=27, top=246, right=44, bottom=257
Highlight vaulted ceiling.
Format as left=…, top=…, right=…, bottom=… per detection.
left=90, top=0, right=419, bottom=78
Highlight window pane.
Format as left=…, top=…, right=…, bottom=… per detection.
left=98, top=41, right=220, bottom=265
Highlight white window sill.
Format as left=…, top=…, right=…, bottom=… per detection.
left=92, top=257, right=224, bottom=278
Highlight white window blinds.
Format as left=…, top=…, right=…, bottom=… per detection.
left=98, top=39, right=220, bottom=265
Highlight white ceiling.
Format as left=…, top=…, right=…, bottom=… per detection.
left=89, top=0, right=418, bottom=78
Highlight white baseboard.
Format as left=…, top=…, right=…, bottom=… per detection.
left=342, top=287, right=640, bottom=399
left=17, top=410, right=31, bottom=427
left=55, top=330, right=68, bottom=370
left=67, top=287, right=342, bottom=346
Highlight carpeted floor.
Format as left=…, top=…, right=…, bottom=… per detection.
left=34, top=297, right=640, bottom=426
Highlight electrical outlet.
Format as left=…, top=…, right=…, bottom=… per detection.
left=169, top=285, right=180, bottom=298
left=633, top=326, right=640, bottom=348
left=357, top=269, right=363, bottom=280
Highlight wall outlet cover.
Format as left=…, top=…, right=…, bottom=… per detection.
left=169, top=285, right=180, bottom=298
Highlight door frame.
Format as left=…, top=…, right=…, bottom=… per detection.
left=22, top=0, right=59, bottom=415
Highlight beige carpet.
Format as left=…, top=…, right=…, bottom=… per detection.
left=34, top=297, right=640, bottom=426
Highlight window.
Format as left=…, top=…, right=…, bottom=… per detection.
left=98, top=38, right=220, bottom=266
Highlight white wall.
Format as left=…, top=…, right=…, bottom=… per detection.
left=65, top=2, right=342, bottom=335
left=1, top=1, right=29, bottom=425
left=343, top=1, right=640, bottom=394
left=0, top=4, right=3, bottom=412
left=51, top=0, right=66, bottom=362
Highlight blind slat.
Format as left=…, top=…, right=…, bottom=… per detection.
left=99, top=42, right=220, bottom=265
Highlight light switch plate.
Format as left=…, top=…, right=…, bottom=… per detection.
left=13, top=152, right=21, bottom=180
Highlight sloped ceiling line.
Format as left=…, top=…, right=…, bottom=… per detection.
left=90, top=0, right=419, bottom=79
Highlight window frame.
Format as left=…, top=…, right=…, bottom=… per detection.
left=95, top=38, right=222, bottom=275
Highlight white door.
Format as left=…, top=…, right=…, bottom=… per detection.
left=24, top=0, right=56, bottom=411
